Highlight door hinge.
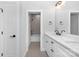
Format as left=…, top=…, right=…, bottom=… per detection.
left=1, top=31, right=3, bottom=35
left=1, top=53, right=3, bottom=56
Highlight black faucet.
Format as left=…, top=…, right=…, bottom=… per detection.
left=55, top=30, right=59, bottom=33
left=61, top=30, right=65, bottom=33
left=55, top=30, right=61, bottom=36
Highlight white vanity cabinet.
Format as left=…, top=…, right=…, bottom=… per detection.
left=44, top=35, right=77, bottom=57
left=44, top=35, right=51, bottom=56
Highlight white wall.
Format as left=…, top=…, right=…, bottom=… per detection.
left=55, top=1, right=79, bottom=34
left=31, top=14, right=40, bottom=34
left=20, top=1, right=55, bottom=56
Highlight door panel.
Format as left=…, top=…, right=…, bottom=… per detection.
left=3, top=6, right=17, bottom=57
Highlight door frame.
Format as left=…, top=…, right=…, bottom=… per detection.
left=26, top=10, right=43, bottom=52
left=69, top=11, right=79, bottom=34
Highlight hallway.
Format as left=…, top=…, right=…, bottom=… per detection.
left=25, top=42, right=48, bottom=57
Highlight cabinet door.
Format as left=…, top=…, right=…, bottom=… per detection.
left=50, top=43, right=68, bottom=57
left=49, top=41, right=67, bottom=57
left=44, top=35, right=48, bottom=51
left=44, top=35, right=51, bottom=56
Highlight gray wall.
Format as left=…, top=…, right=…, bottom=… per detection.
left=30, top=14, right=40, bottom=34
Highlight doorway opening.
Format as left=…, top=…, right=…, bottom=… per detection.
left=25, top=10, right=48, bottom=57
left=26, top=10, right=42, bottom=56
left=29, top=12, right=40, bottom=43
left=70, top=12, right=79, bottom=35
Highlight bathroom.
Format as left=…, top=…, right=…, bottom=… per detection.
left=0, top=0, right=79, bottom=58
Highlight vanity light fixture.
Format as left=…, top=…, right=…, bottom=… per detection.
left=55, top=1, right=62, bottom=7
left=55, top=0, right=65, bottom=8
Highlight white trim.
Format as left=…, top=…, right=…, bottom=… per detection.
left=26, top=10, right=43, bottom=53
left=78, top=14, right=79, bottom=35
left=69, top=11, right=79, bottom=34
left=69, top=11, right=71, bottom=34
left=16, top=2, right=20, bottom=57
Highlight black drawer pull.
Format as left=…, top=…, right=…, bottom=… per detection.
left=51, top=49, right=54, bottom=52
left=51, top=41, right=54, bottom=44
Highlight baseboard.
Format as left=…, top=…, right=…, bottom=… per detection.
left=31, top=40, right=40, bottom=42
left=40, top=47, right=45, bottom=52
left=24, top=48, right=28, bottom=57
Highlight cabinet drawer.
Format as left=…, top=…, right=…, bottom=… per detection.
left=50, top=42, right=68, bottom=57
left=55, top=43, right=77, bottom=57
left=50, top=39, right=76, bottom=57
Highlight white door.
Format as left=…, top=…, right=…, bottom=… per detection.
left=3, top=6, right=17, bottom=57
left=0, top=9, right=3, bottom=57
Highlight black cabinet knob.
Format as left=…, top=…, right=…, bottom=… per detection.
left=13, top=35, right=16, bottom=37
left=51, top=41, right=54, bottom=44
left=51, top=49, right=54, bottom=52
left=10, top=35, right=16, bottom=38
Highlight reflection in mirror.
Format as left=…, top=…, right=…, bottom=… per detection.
left=70, top=12, right=79, bottom=35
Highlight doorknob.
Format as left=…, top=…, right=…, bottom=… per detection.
left=10, top=35, right=16, bottom=38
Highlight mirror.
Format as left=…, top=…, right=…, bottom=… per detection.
left=70, top=12, right=79, bottom=35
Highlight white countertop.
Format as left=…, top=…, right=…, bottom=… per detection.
left=45, top=31, right=79, bottom=56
